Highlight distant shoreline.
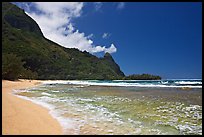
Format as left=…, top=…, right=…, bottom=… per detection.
left=2, top=79, right=62, bottom=135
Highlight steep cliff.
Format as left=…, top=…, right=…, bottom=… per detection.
left=2, top=2, right=125, bottom=80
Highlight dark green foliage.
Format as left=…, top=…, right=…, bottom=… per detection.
left=102, top=53, right=125, bottom=78
left=2, top=53, right=38, bottom=80
left=2, top=2, right=161, bottom=80
left=2, top=2, right=43, bottom=36
left=124, top=74, right=161, bottom=80
left=2, top=53, right=24, bottom=80
left=2, top=2, right=125, bottom=80
left=2, top=53, right=23, bottom=80
left=20, top=68, right=38, bottom=80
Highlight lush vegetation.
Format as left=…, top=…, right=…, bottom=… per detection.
left=2, top=53, right=38, bottom=80
left=2, top=2, right=161, bottom=81
left=124, top=74, right=161, bottom=80
left=2, top=2, right=125, bottom=80
left=2, top=53, right=24, bottom=80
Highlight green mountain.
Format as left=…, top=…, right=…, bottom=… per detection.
left=2, top=2, right=125, bottom=80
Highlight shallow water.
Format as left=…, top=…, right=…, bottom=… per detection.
left=14, top=82, right=202, bottom=135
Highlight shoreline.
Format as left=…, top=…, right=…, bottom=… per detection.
left=2, top=79, right=202, bottom=135
left=2, top=79, right=63, bottom=135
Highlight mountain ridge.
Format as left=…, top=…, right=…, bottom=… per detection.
left=2, top=2, right=125, bottom=80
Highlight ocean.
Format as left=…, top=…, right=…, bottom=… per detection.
left=13, top=79, right=202, bottom=135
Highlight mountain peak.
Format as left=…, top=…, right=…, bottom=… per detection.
left=104, top=52, right=111, bottom=56
left=104, top=52, right=113, bottom=60
left=2, top=2, right=43, bottom=36
left=2, top=2, right=125, bottom=80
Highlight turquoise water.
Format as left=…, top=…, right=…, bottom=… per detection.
left=13, top=80, right=202, bottom=135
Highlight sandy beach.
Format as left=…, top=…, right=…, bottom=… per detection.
left=2, top=79, right=62, bottom=135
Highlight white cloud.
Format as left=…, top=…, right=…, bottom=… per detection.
left=102, top=33, right=111, bottom=39
left=94, top=2, right=102, bottom=11
left=87, top=33, right=93, bottom=39
left=92, top=44, right=116, bottom=54
left=117, top=2, right=125, bottom=10
left=23, top=2, right=116, bottom=54
left=67, top=23, right=75, bottom=34
left=105, top=44, right=117, bottom=53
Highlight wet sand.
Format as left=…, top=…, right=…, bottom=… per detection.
left=3, top=80, right=201, bottom=135
left=2, top=79, right=63, bottom=135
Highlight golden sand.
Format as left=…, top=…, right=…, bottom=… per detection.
left=2, top=79, right=62, bottom=135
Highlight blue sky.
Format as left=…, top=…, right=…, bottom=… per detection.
left=13, top=2, right=202, bottom=79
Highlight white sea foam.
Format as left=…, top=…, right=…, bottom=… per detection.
left=77, top=98, right=94, bottom=102
left=12, top=89, right=27, bottom=93
left=64, top=80, right=202, bottom=88
left=12, top=90, right=78, bottom=134
left=12, top=85, right=202, bottom=135
left=41, top=92, right=52, bottom=96
left=40, top=80, right=202, bottom=88
left=51, top=90, right=60, bottom=93
left=174, top=81, right=202, bottom=85
left=42, top=80, right=69, bottom=85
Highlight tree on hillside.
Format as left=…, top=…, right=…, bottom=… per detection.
left=124, top=73, right=161, bottom=80
left=2, top=53, right=25, bottom=80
